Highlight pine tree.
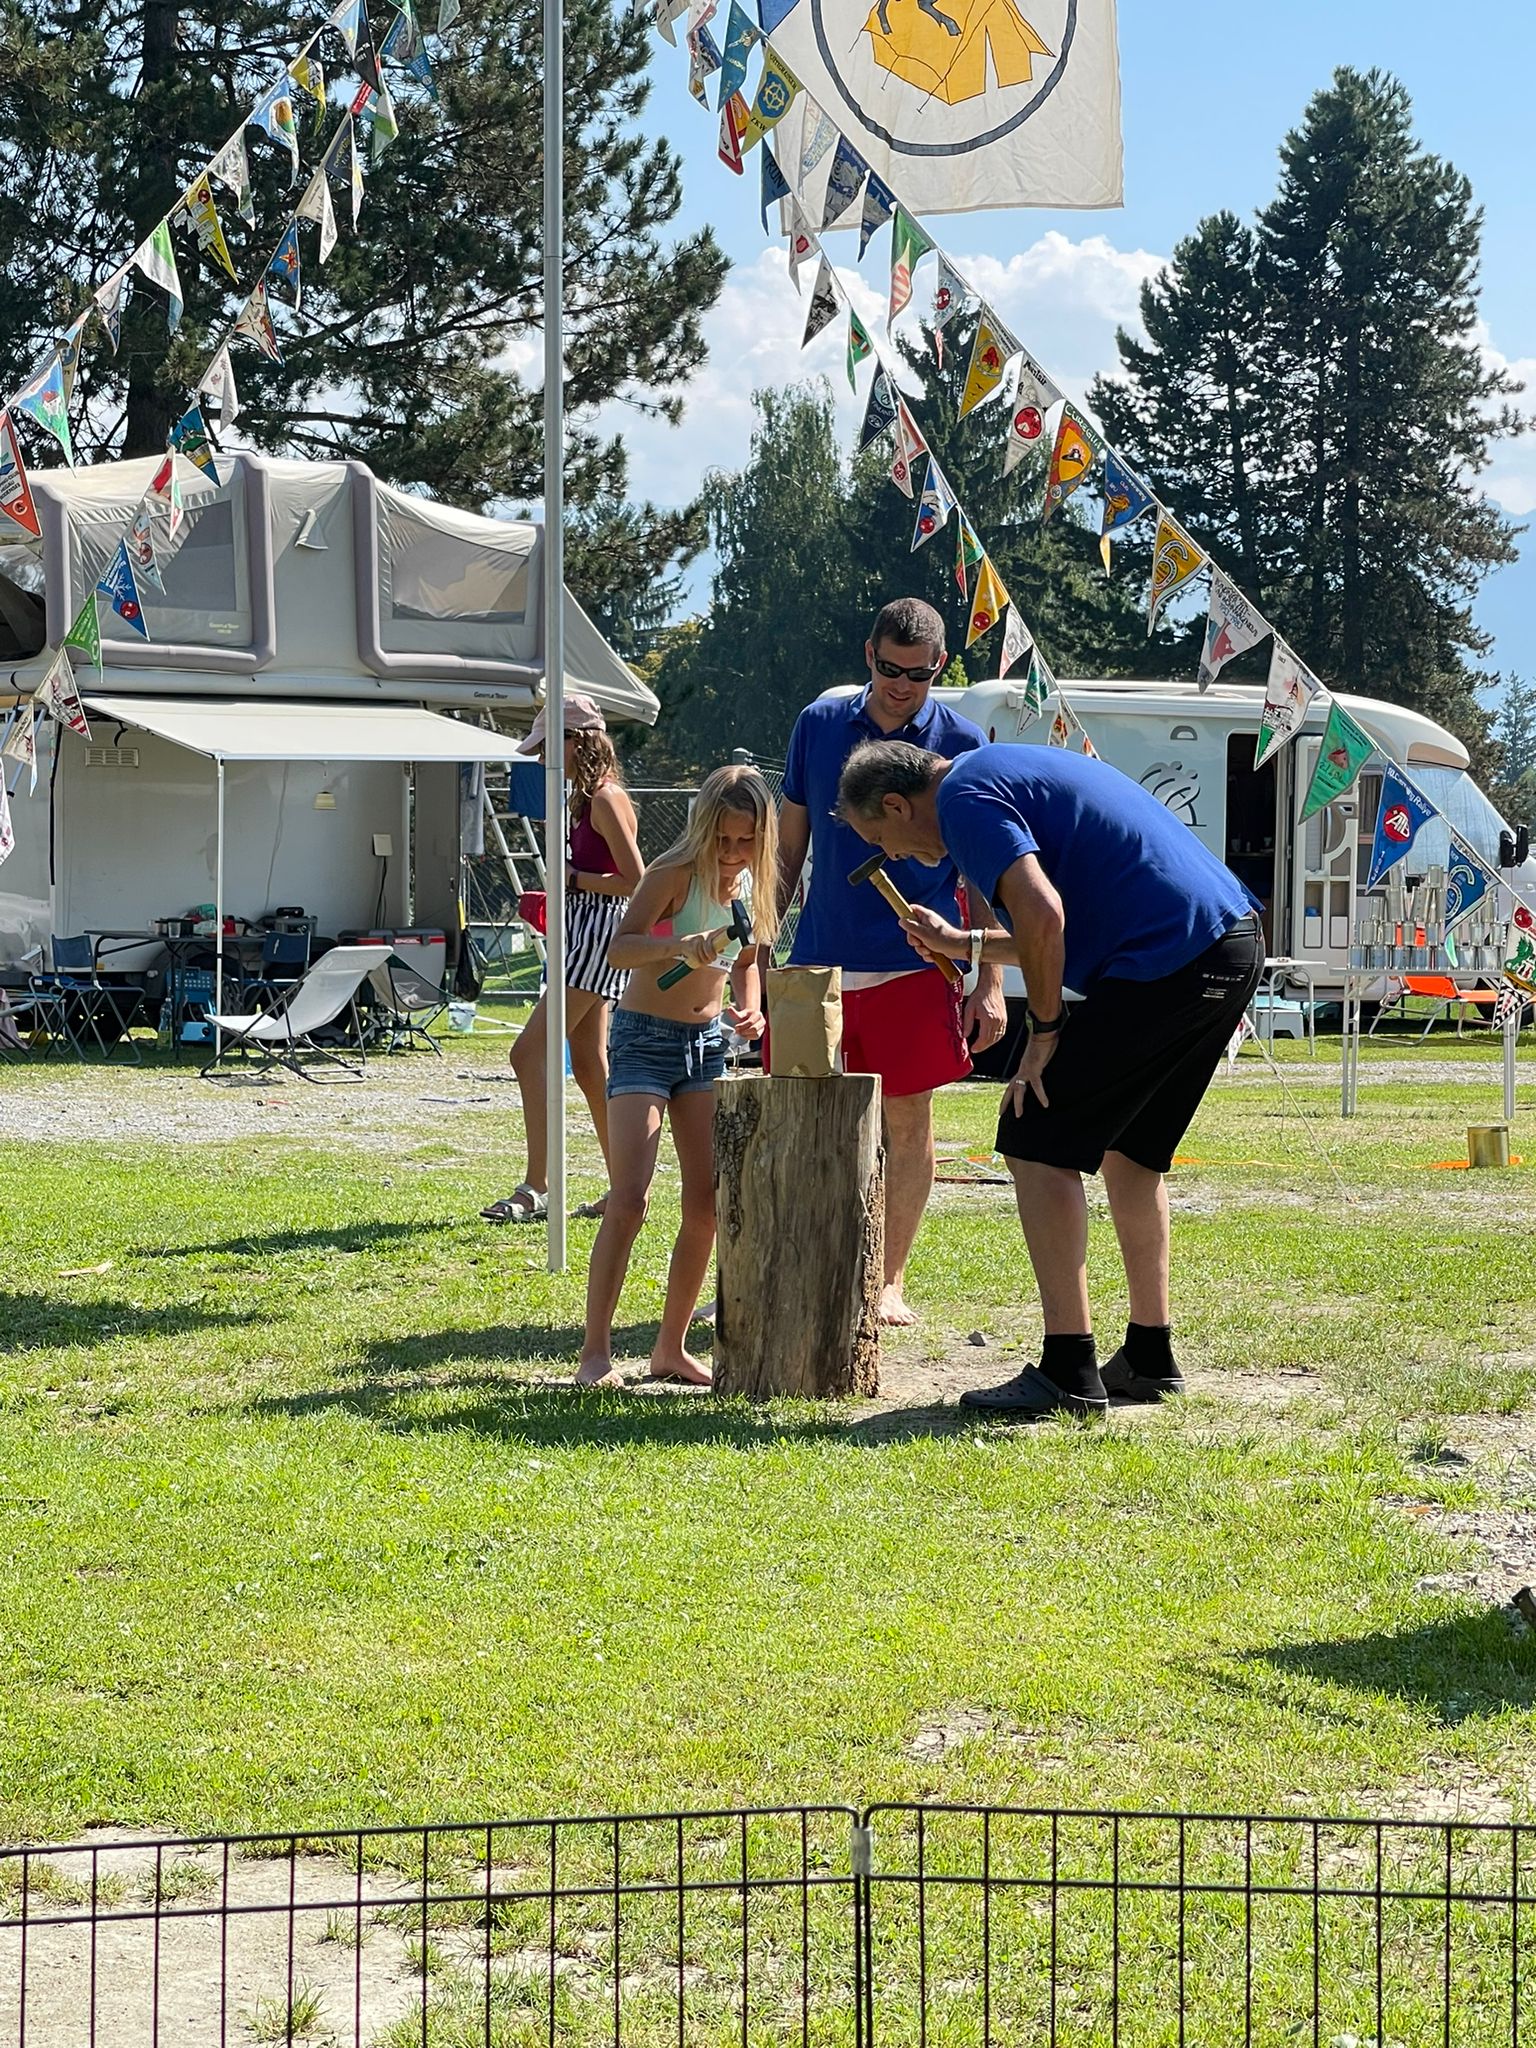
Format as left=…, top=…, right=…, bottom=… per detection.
left=1091, top=68, right=1523, bottom=759
left=0, top=0, right=724, bottom=605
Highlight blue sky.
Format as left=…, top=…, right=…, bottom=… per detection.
left=595, top=0, right=1536, bottom=697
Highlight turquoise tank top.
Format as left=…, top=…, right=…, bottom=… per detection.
left=674, top=868, right=752, bottom=967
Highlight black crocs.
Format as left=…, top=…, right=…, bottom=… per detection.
left=958, top=1366, right=1108, bottom=1421
left=1100, top=1347, right=1185, bottom=1403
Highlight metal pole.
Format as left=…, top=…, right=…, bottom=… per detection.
left=1505, top=1002, right=1518, bottom=1127
left=215, top=758, right=226, bottom=1058
left=542, top=0, right=567, bottom=1272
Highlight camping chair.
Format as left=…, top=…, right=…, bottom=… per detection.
left=28, top=936, right=141, bottom=1061
left=1370, top=973, right=1502, bottom=1038
left=366, top=953, right=448, bottom=1055
left=200, top=944, right=392, bottom=1082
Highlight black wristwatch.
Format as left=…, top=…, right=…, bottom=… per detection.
left=1027, top=1007, right=1067, bottom=1035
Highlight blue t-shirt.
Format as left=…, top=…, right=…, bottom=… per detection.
left=782, top=688, right=986, bottom=973
left=935, top=745, right=1255, bottom=989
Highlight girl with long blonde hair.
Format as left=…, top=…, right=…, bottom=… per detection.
left=576, top=764, right=779, bottom=1387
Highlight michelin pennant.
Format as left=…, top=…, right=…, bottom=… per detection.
left=966, top=553, right=1009, bottom=648
left=1002, top=356, right=1062, bottom=475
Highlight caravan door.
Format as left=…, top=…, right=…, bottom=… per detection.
left=1289, top=735, right=1380, bottom=976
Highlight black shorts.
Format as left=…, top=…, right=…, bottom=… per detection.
left=996, top=916, right=1265, bottom=1175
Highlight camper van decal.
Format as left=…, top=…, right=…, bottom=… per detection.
left=1140, top=761, right=1201, bottom=827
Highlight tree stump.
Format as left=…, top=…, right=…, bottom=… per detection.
left=713, top=1072, right=883, bottom=1399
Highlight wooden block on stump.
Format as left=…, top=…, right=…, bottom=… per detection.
left=713, top=1072, right=883, bottom=1400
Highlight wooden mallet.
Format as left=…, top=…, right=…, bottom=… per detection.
left=656, top=897, right=754, bottom=989
left=847, top=852, right=963, bottom=986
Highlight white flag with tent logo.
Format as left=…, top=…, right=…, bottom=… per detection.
left=766, top=0, right=1121, bottom=218
left=3, top=700, right=37, bottom=796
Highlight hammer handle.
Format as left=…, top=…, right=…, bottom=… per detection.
left=867, top=870, right=964, bottom=986
left=657, top=925, right=727, bottom=990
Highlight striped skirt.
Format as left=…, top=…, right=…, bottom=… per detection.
left=556, top=888, right=628, bottom=1004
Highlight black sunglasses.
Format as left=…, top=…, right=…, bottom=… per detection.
left=873, top=655, right=944, bottom=682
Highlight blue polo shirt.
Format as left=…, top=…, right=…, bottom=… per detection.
left=936, top=745, right=1255, bottom=989
left=783, top=688, right=986, bottom=973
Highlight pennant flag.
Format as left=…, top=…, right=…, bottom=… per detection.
left=297, top=166, right=340, bottom=263
left=998, top=604, right=1030, bottom=681
left=234, top=281, right=284, bottom=363
left=784, top=197, right=818, bottom=291
left=370, top=77, right=400, bottom=158
left=1042, top=405, right=1099, bottom=521
left=173, top=174, right=239, bottom=283
left=439, top=0, right=459, bottom=27
left=198, top=345, right=241, bottom=430
left=1147, top=512, right=1206, bottom=635
left=0, top=414, right=40, bottom=539
left=958, top=315, right=1012, bottom=418
left=348, top=118, right=366, bottom=225
left=126, top=493, right=163, bottom=595
left=1505, top=904, right=1536, bottom=994
left=759, top=0, right=1122, bottom=216
left=290, top=48, right=327, bottom=104
left=1097, top=449, right=1153, bottom=567
left=402, top=38, right=438, bottom=98
left=94, top=263, right=131, bottom=351
left=1198, top=572, right=1270, bottom=690
left=716, top=0, right=758, bottom=109
left=250, top=73, right=301, bottom=180
left=56, top=315, right=89, bottom=408
left=887, top=206, right=932, bottom=326
left=954, top=513, right=983, bottom=597
left=332, top=0, right=382, bottom=88
left=654, top=0, right=689, bottom=47
left=738, top=46, right=802, bottom=153
left=169, top=403, right=223, bottom=485
left=97, top=539, right=150, bottom=639
left=799, top=103, right=837, bottom=176
left=687, top=21, right=723, bottom=101
left=131, top=218, right=183, bottom=331
left=966, top=554, right=1008, bottom=647
left=3, top=700, right=37, bottom=797
left=1048, top=704, right=1071, bottom=747
left=1021, top=645, right=1054, bottom=718
left=858, top=171, right=895, bottom=258
left=1299, top=701, right=1374, bottom=822
left=1002, top=356, right=1061, bottom=475
left=148, top=453, right=184, bottom=547
left=858, top=366, right=898, bottom=450
left=718, top=88, right=748, bottom=173
left=1254, top=641, right=1321, bottom=767
left=13, top=354, right=74, bottom=466
left=760, top=139, right=792, bottom=231
left=801, top=257, right=839, bottom=347
left=39, top=646, right=91, bottom=737
left=910, top=455, right=957, bottom=550
left=821, top=133, right=867, bottom=229
left=62, top=595, right=101, bottom=682
left=1444, top=836, right=1493, bottom=933
left=1366, top=765, right=1436, bottom=891
left=209, top=133, right=256, bottom=225
left=846, top=306, right=873, bottom=390
left=268, top=220, right=303, bottom=309
left=930, top=255, right=968, bottom=367
left=0, top=768, right=11, bottom=865
left=888, top=400, right=925, bottom=499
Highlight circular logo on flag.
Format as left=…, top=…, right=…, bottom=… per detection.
left=918, top=510, right=937, bottom=535
left=792, top=233, right=813, bottom=259
left=1516, top=904, right=1534, bottom=931
left=973, top=607, right=992, bottom=632
left=120, top=600, right=140, bottom=623
left=1012, top=405, right=1043, bottom=441
left=1384, top=804, right=1412, bottom=845
left=808, top=0, right=1078, bottom=157
left=934, top=285, right=953, bottom=313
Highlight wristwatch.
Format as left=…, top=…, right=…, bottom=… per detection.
left=968, top=928, right=984, bottom=973
left=1027, top=1007, right=1067, bottom=1035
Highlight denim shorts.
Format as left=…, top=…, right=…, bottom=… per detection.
left=607, top=1008, right=727, bottom=1100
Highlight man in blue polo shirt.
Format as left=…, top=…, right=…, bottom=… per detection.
left=776, top=598, right=1006, bottom=1327
left=836, top=738, right=1264, bottom=1417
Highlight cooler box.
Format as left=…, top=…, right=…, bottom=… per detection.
left=338, top=928, right=448, bottom=987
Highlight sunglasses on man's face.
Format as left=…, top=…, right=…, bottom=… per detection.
left=872, top=655, right=943, bottom=682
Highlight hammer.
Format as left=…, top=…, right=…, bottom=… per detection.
left=656, top=897, right=754, bottom=989
left=848, top=852, right=964, bottom=985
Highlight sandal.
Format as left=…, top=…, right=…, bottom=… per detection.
left=480, top=1185, right=549, bottom=1224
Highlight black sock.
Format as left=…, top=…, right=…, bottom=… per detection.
left=1124, top=1322, right=1175, bottom=1378
left=1038, top=1333, right=1102, bottom=1400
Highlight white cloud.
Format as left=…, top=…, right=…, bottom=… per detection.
left=1473, top=326, right=1536, bottom=518
left=594, top=229, right=1167, bottom=509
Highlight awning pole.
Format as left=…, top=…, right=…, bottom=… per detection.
left=215, top=758, right=226, bottom=1058
left=542, top=0, right=567, bottom=1273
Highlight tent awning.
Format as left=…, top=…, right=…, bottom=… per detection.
left=83, top=695, right=522, bottom=764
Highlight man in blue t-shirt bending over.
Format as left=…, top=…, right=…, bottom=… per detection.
left=837, top=738, right=1264, bottom=1420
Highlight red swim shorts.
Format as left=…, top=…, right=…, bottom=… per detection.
left=765, top=968, right=971, bottom=1099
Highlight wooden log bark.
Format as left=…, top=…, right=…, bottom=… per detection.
left=712, top=1072, right=883, bottom=1400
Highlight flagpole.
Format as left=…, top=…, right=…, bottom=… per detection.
left=542, top=0, right=567, bottom=1274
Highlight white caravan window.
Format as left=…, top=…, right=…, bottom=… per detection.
left=382, top=500, right=529, bottom=624
left=70, top=483, right=252, bottom=649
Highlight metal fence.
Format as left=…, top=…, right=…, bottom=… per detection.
left=3, top=1802, right=1532, bottom=2045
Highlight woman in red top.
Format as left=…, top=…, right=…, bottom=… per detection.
left=482, top=696, right=643, bottom=1224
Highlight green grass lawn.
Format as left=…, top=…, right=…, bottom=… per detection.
left=0, top=1016, right=1533, bottom=1855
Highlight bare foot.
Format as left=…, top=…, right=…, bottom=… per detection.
left=878, top=1284, right=918, bottom=1327
left=574, top=1356, right=623, bottom=1388
left=692, top=1298, right=717, bottom=1326
left=649, top=1348, right=713, bottom=1387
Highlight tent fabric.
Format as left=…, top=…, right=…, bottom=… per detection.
left=83, top=694, right=522, bottom=764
